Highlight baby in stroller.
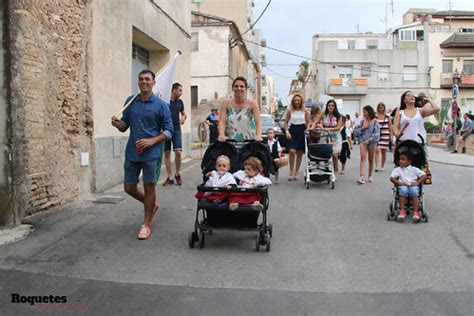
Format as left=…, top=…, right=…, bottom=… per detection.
left=389, top=152, right=427, bottom=222
left=194, top=155, right=236, bottom=203
left=230, top=157, right=272, bottom=211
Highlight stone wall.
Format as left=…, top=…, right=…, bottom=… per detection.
left=7, top=0, right=93, bottom=225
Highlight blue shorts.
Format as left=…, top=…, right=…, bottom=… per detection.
left=165, top=129, right=182, bottom=152
left=367, top=140, right=378, bottom=149
left=398, top=186, right=419, bottom=197
left=124, top=159, right=159, bottom=184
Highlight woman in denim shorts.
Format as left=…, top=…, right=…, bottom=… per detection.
left=357, top=105, right=380, bottom=184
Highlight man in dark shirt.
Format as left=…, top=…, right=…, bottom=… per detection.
left=111, top=70, right=173, bottom=239
left=163, top=82, right=187, bottom=185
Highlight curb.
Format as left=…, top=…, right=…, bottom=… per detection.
left=428, top=158, right=474, bottom=168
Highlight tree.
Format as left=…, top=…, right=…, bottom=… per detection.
left=296, top=60, right=309, bottom=83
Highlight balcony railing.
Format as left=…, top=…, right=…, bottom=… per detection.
left=328, top=77, right=368, bottom=95
left=440, top=72, right=474, bottom=89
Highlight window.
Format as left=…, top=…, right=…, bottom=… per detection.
left=378, top=65, right=390, bottom=81
left=191, top=32, right=199, bottom=52
left=399, top=29, right=417, bottom=41
left=463, top=60, right=474, bottom=75
left=131, top=43, right=149, bottom=93
left=361, top=66, right=371, bottom=77
left=366, top=39, right=378, bottom=49
left=403, top=66, right=417, bottom=81
left=441, top=98, right=451, bottom=109
left=348, top=40, right=356, bottom=50
left=338, top=65, right=353, bottom=79
left=191, top=86, right=198, bottom=109
left=442, top=60, right=453, bottom=73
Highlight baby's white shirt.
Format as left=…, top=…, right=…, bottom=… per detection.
left=233, top=170, right=272, bottom=188
left=390, top=165, right=425, bottom=184
left=205, top=171, right=236, bottom=187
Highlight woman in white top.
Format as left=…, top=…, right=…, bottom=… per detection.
left=284, top=94, right=310, bottom=181
left=393, top=91, right=439, bottom=148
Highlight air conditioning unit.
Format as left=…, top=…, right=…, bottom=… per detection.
left=247, top=16, right=252, bottom=23
left=261, top=39, right=267, bottom=47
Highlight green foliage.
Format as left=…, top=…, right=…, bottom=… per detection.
left=424, top=121, right=441, bottom=133
left=297, top=60, right=310, bottom=82
left=275, top=99, right=286, bottom=119
left=434, top=101, right=450, bottom=131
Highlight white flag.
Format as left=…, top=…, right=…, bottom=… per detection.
left=152, top=52, right=181, bottom=103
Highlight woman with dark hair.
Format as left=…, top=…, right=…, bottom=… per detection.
left=374, top=102, right=392, bottom=172
left=357, top=105, right=380, bottom=184
left=218, top=76, right=262, bottom=142
left=393, top=91, right=439, bottom=149
left=314, top=99, right=344, bottom=175
left=284, top=94, right=310, bottom=180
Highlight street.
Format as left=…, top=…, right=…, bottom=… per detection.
left=0, top=147, right=472, bottom=315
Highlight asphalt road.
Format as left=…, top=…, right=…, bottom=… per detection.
left=0, top=147, right=472, bottom=315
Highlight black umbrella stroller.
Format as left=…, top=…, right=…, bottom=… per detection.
left=189, top=141, right=273, bottom=252
left=304, top=129, right=336, bottom=189
left=387, top=136, right=429, bottom=222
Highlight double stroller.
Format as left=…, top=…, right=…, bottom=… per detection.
left=304, top=129, right=336, bottom=189
left=387, top=138, right=428, bottom=222
left=189, top=141, right=273, bottom=252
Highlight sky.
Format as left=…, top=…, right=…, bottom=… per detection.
left=252, top=0, right=474, bottom=98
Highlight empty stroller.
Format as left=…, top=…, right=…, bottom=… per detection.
left=190, top=140, right=273, bottom=252
left=304, top=129, right=336, bottom=189
left=387, top=139, right=428, bottom=222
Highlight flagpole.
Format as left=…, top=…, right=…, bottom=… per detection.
left=113, top=51, right=182, bottom=118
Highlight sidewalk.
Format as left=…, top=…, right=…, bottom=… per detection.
left=428, top=146, right=474, bottom=167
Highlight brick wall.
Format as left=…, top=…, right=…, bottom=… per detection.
left=8, top=0, right=93, bottom=224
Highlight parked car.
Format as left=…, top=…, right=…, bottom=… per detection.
left=261, top=114, right=281, bottom=134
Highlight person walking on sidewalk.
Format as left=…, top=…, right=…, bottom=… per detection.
left=163, top=82, right=187, bottom=186
left=111, top=70, right=173, bottom=240
left=285, top=94, right=310, bottom=181
left=357, top=105, right=380, bottom=184
left=374, top=102, right=392, bottom=172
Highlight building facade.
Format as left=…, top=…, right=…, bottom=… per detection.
left=309, top=32, right=424, bottom=117
left=2, top=0, right=191, bottom=226
left=191, top=0, right=261, bottom=101
left=261, top=75, right=275, bottom=115
left=308, top=9, right=474, bottom=118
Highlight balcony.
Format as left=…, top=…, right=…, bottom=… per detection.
left=328, top=77, right=368, bottom=95
left=440, top=72, right=474, bottom=89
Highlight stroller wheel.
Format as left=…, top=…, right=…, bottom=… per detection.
left=208, top=229, right=213, bottom=235
left=188, top=232, right=195, bottom=248
left=306, top=181, right=309, bottom=189
left=255, top=235, right=260, bottom=252
left=198, top=231, right=205, bottom=249
left=331, top=182, right=335, bottom=190
left=265, top=236, right=271, bottom=252
left=268, top=223, right=273, bottom=238
left=423, top=213, right=428, bottom=222
left=390, top=202, right=394, bottom=212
